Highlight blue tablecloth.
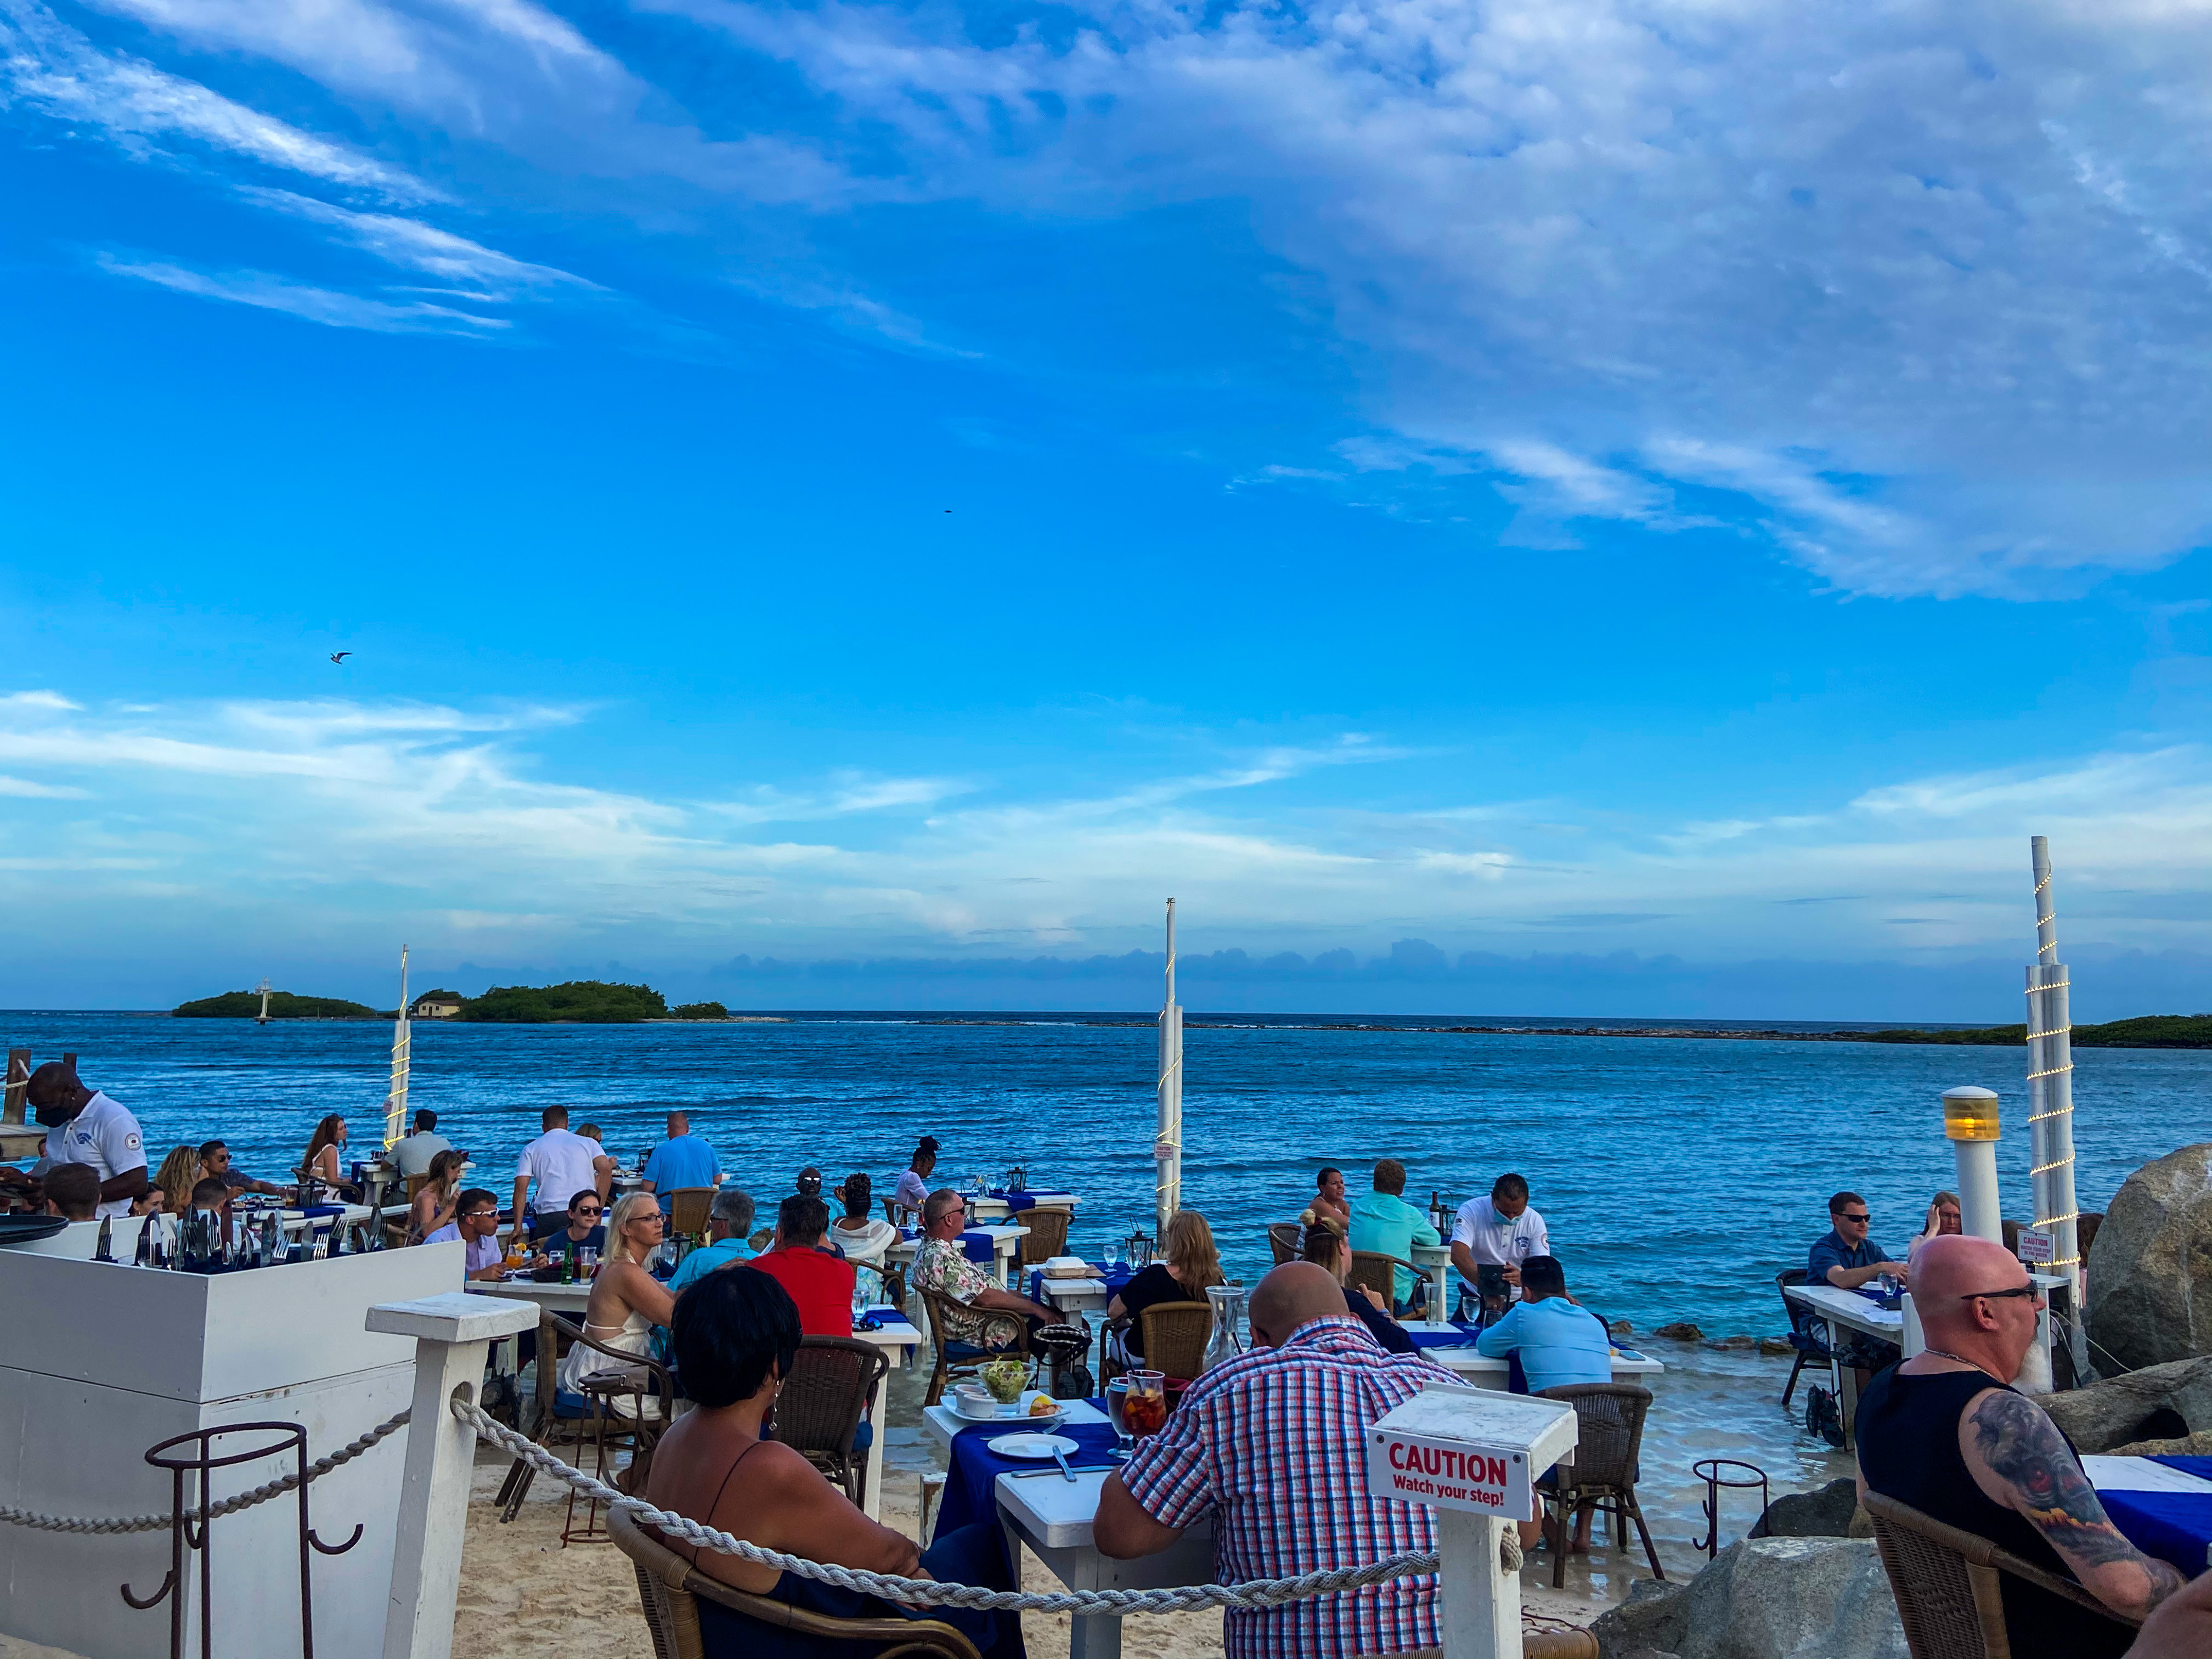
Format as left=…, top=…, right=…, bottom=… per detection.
left=988, top=1189, right=1041, bottom=1213
left=2103, top=1456, right=2212, bottom=1576
left=1407, top=1319, right=1481, bottom=1352
left=1029, top=1262, right=1136, bottom=1304
left=960, top=1228, right=999, bottom=1265
left=934, top=1410, right=1121, bottom=1541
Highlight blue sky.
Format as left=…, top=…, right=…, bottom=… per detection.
left=1, top=0, right=2207, bottom=1018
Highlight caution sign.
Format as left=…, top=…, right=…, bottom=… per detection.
left=1363, top=1386, right=1578, bottom=1519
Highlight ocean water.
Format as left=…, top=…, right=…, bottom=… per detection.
left=11, top=1010, right=2208, bottom=1335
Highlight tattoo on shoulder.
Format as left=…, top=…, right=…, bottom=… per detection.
left=1966, top=1391, right=2151, bottom=1573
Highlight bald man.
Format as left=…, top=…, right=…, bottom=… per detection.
left=1857, top=1235, right=2185, bottom=1656
left=1095, top=1262, right=1459, bottom=1659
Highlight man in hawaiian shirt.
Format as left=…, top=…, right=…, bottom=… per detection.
left=911, top=1188, right=1058, bottom=1348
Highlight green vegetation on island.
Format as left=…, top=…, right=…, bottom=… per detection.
left=172, top=990, right=381, bottom=1019
left=458, top=981, right=669, bottom=1023
left=670, top=1001, right=730, bottom=1020
left=1861, top=1013, right=2211, bottom=1049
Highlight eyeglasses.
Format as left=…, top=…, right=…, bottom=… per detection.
left=1960, top=1285, right=2044, bottom=1303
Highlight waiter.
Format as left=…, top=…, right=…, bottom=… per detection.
left=27, top=1060, right=149, bottom=1218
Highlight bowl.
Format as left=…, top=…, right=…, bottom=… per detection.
left=978, top=1359, right=1028, bottom=1404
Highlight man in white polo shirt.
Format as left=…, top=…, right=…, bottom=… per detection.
left=511, top=1105, right=603, bottom=1246
left=28, top=1062, right=148, bottom=1219
left=1450, top=1171, right=1549, bottom=1322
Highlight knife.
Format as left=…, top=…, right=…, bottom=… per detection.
left=1011, top=1464, right=1114, bottom=1479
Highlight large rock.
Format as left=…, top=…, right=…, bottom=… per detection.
left=2087, top=1143, right=2212, bottom=1370
left=1678, top=1538, right=1907, bottom=1659
left=1590, top=1578, right=1690, bottom=1659
left=2040, top=1355, right=2212, bottom=1453
left=1747, top=1477, right=1859, bottom=1540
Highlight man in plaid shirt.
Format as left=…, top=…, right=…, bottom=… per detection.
left=1096, top=1262, right=1459, bottom=1657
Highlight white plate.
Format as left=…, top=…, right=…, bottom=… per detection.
left=987, top=1432, right=1079, bottom=1461
left=954, top=1400, right=1063, bottom=1428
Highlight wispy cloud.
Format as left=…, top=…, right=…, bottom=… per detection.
left=240, top=190, right=596, bottom=298
left=98, top=256, right=512, bottom=334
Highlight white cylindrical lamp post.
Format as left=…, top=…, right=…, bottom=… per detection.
left=1942, top=1086, right=2003, bottom=1244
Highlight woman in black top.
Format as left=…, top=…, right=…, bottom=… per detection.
left=1108, top=1210, right=1224, bottom=1359
left=1300, top=1221, right=1415, bottom=1355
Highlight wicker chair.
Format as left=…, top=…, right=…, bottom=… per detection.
left=1862, top=1490, right=2138, bottom=1658
left=608, top=1505, right=981, bottom=1659
left=1018, top=1206, right=1073, bottom=1265
left=1347, top=1250, right=1420, bottom=1314
left=665, top=1187, right=715, bottom=1237
left=1139, top=1300, right=1213, bottom=1382
left=917, top=1285, right=1030, bottom=1408
left=769, top=1336, right=889, bottom=1505
left=1534, top=1384, right=1665, bottom=1589
left=1267, top=1224, right=1301, bottom=1266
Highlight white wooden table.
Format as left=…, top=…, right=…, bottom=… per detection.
left=1783, top=1282, right=1903, bottom=1446
left=967, top=1192, right=1081, bottom=1223
left=922, top=1394, right=1207, bottom=1659
left=1397, top=1325, right=1667, bottom=1389
left=887, top=1225, right=1030, bottom=1288
left=1037, top=1274, right=1115, bottom=1318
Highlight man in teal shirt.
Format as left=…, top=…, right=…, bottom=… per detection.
left=1348, top=1159, right=1441, bottom=1312
left=669, top=1187, right=757, bottom=1295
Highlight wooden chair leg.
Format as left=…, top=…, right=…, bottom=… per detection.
left=1781, top=1350, right=1808, bottom=1411
left=1551, top=1490, right=1570, bottom=1589
left=1625, top=1492, right=1665, bottom=1580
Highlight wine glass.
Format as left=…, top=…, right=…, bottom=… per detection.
left=1102, top=1237, right=1122, bottom=1273
left=1105, top=1378, right=1133, bottom=1460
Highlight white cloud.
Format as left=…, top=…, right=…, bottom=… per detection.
left=0, top=0, right=433, bottom=199
left=100, top=256, right=511, bottom=333
left=241, top=190, right=596, bottom=297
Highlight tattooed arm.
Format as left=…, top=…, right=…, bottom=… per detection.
left=1960, top=1387, right=2186, bottom=1621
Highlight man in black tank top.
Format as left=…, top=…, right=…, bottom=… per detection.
left=1855, top=1235, right=2186, bottom=1656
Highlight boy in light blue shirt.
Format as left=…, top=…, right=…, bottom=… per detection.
left=1474, top=1255, right=1612, bottom=1393
left=640, top=1110, right=721, bottom=1195
left=1347, top=1158, right=1442, bottom=1312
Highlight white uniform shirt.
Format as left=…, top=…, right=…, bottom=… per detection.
left=45, top=1092, right=148, bottom=1218
left=515, top=1128, right=600, bottom=1217
left=1452, top=1195, right=1549, bottom=1284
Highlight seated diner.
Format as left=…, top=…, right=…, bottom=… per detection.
left=42, top=1161, right=100, bottom=1222
left=670, top=1187, right=758, bottom=1294
left=198, top=1139, right=284, bottom=1197
left=558, top=1192, right=676, bottom=1401
left=911, top=1188, right=1058, bottom=1350
left=1809, top=1189, right=1904, bottom=1375
left=424, top=1187, right=507, bottom=1282
left=535, top=1186, right=607, bottom=1267
left=1348, top=1158, right=1441, bottom=1314
left=1109, top=1210, right=1227, bottom=1365
left=1297, top=1218, right=1414, bottom=1353
left=1297, top=1165, right=1351, bottom=1235
left=407, top=1148, right=467, bottom=1243
left=298, top=1114, right=359, bottom=1200
left=644, top=1266, right=1024, bottom=1658
left=747, top=1194, right=857, bottom=1338
left=1472, top=1254, right=1613, bottom=1550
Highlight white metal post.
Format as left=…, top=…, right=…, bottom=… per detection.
left=385, top=946, right=411, bottom=1153
left=1155, top=899, right=1182, bottom=1239
left=368, top=1292, right=537, bottom=1659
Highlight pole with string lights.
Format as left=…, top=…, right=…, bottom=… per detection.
left=384, top=945, right=411, bottom=1153
left=1155, top=899, right=1182, bottom=1238
left=2024, top=838, right=2089, bottom=1380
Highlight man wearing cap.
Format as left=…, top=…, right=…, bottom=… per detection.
left=893, top=1137, right=939, bottom=1226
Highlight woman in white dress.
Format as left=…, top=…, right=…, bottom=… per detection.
left=830, top=1173, right=899, bottom=1306
left=558, top=1191, right=676, bottom=1414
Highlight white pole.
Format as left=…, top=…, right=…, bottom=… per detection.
left=1437, top=1510, right=1520, bottom=1659
left=1155, top=899, right=1182, bottom=1239
left=1942, top=1086, right=2004, bottom=1243
left=385, top=945, right=411, bottom=1152
left=368, top=1291, right=538, bottom=1659
left=2024, top=837, right=2087, bottom=1376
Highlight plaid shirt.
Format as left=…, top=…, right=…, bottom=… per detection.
left=1118, top=1316, right=1455, bottom=1658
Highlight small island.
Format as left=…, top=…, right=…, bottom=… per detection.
left=172, top=989, right=382, bottom=1019
left=1859, top=1013, right=2210, bottom=1049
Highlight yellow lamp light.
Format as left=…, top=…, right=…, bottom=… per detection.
left=1942, top=1085, right=2001, bottom=1143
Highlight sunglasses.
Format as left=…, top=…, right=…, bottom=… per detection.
left=1838, top=1214, right=1871, bottom=1224
left=574, top=1205, right=604, bottom=1216
left=1960, top=1285, right=2044, bottom=1303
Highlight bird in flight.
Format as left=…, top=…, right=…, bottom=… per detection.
left=330, top=652, right=352, bottom=664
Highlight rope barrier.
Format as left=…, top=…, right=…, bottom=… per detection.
left=0, top=1409, right=413, bottom=1536
left=451, top=1396, right=1482, bottom=1612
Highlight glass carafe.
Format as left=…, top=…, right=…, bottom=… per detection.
left=1201, top=1283, right=1246, bottom=1373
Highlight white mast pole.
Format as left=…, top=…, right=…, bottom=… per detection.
left=385, top=945, right=411, bottom=1152
left=1155, top=899, right=1182, bottom=1238
left=2025, top=838, right=2087, bottom=1378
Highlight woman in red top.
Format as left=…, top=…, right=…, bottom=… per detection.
left=746, top=1193, right=856, bottom=1336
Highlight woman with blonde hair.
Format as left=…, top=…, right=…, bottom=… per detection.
left=1107, top=1209, right=1225, bottom=1363
left=1300, top=1219, right=1416, bottom=1353
left=407, top=1148, right=467, bottom=1243
left=137, top=1145, right=199, bottom=1216
left=558, top=1190, right=677, bottom=1412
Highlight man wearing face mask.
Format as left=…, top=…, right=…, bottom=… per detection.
left=28, top=1062, right=147, bottom=1219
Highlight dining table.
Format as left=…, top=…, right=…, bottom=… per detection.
left=1781, top=1280, right=1905, bottom=1447
left=885, top=1222, right=1030, bottom=1288
left=1393, top=1320, right=1667, bottom=1389
left=966, top=1189, right=1083, bottom=1223
left=2084, top=1454, right=2212, bottom=1575
left=923, top=1391, right=1214, bottom=1659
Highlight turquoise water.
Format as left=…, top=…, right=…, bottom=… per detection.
left=10, top=1011, right=2207, bottom=1334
